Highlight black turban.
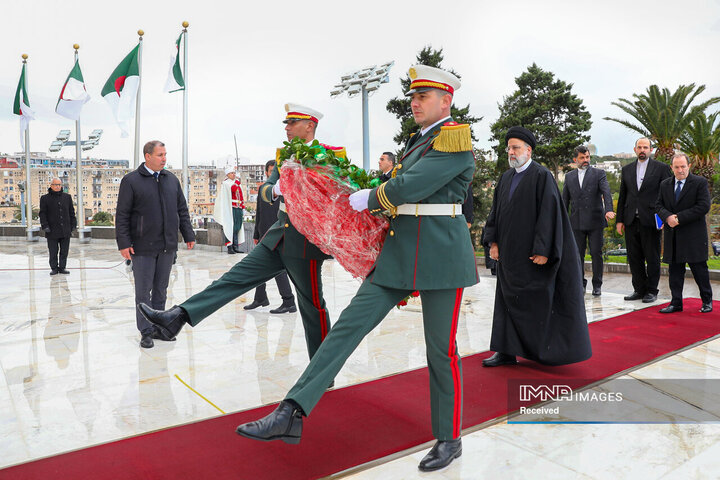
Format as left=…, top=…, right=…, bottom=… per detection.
left=505, top=126, right=536, bottom=149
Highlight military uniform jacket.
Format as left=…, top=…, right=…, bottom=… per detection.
left=366, top=121, right=478, bottom=290
left=258, top=148, right=331, bottom=260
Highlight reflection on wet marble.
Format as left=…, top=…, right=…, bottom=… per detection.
left=1, top=238, right=720, bottom=478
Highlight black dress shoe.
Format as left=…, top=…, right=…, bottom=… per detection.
left=227, top=246, right=236, bottom=254
left=138, top=304, right=189, bottom=339
left=700, top=303, right=713, bottom=313
left=244, top=300, right=270, bottom=310
left=50, top=269, right=59, bottom=276
left=233, top=245, right=242, bottom=253
left=270, top=304, right=297, bottom=314
left=642, top=293, right=657, bottom=303
left=236, top=400, right=303, bottom=444
left=58, top=268, right=70, bottom=274
left=140, top=333, right=154, bottom=348
left=418, top=438, right=462, bottom=472
left=659, top=305, right=683, bottom=313
left=591, top=287, right=601, bottom=296
left=482, top=352, right=517, bottom=367
left=151, top=328, right=177, bottom=341
left=624, top=291, right=643, bottom=301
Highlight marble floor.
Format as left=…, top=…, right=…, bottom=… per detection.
left=0, top=238, right=719, bottom=479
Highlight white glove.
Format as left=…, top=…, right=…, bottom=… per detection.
left=349, top=189, right=371, bottom=212
left=272, top=182, right=282, bottom=199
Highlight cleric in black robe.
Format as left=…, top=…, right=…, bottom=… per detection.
left=482, top=127, right=592, bottom=367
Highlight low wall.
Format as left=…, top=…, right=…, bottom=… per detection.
left=0, top=222, right=257, bottom=253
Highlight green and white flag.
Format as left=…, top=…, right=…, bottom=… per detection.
left=164, top=32, right=185, bottom=93
left=102, top=44, right=140, bottom=137
left=13, top=64, right=35, bottom=148
left=56, top=60, right=90, bottom=121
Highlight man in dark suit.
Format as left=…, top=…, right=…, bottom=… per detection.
left=378, top=152, right=395, bottom=183
left=39, top=177, right=77, bottom=275
left=562, top=145, right=615, bottom=296
left=244, top=159, right=297, bottom=313
left=656, top=153, right=713, bottom=313
left=616, top=138, right=672, bottom=303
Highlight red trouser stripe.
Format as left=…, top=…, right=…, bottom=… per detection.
left=309, top=259, right=327, bottom=339
left=412, top=217, right=422, bottom=289
left=448, top=288, right=463, bottom=438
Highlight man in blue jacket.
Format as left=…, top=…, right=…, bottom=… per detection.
left=115, top=140, right=196, bottom=348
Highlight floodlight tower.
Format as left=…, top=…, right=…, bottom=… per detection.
left=330, top=61, right=394, bottom=171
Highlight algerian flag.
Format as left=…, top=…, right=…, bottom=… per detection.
left=56, top=60, right=91, bottom=121
left=164, top=32, right=185, bottom=93
left=13, top=64, right=35, bottom=149
left=102, top=44, right=140, bottom=137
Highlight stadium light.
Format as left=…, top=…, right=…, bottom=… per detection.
left=330, top=61, right=394, bottom=171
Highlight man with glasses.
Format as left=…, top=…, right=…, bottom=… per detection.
left=138, top=104, right=336, bottom=364
left=39, top=178, right=76, bottom=275
left=482, top=126, right=591, bottom=368
left=235, top=66, right=478, bottom=473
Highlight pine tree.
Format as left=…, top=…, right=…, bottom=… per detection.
left=489, top=64, right=592, bottom=179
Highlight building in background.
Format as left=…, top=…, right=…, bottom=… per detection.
left=0, top=153, right=266, bottom=226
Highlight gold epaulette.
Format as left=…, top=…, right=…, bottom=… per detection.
left=275, top=148, right=282, bottom=163
left=432, top=122, right=472, bottom=153
left=333, top=147, right=347, bottom=159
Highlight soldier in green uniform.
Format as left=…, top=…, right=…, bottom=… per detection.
left=138, top=103, right=336, bottom=362
left=236, top=66, right=478, bottom=473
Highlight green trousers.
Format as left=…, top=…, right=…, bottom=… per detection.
left=287, top=280, right=464, bottom=440
left=180, top=242, right=330, bottom=359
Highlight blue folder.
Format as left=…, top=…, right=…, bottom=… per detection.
left=655, top=213, right=663, bottom=230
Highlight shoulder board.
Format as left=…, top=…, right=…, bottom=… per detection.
left=409, top=132, right=416, bottom=138
left=275, top=147, right=282, bottom=163
left=320, top=143, right=347, bottom=159
left=432, top=122, right=472, bottom=153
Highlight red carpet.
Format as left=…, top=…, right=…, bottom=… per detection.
left=3, top=299, right=719, bottom=480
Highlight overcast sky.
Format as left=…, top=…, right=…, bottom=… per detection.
left=1, top=0, right=719, bottom=168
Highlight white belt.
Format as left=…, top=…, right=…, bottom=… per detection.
left=395, top=203, right=460, bottom=217
left=281, top=200, right=457, bottom=216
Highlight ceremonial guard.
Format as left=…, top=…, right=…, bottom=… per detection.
left=214, top=166, right=245, bottom=254
left=138, top=104, right=337, bottom=362
left=236, top=66, right=478, bottom=473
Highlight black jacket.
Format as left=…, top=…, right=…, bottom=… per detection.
left=253, top=188, right=280, bottom=241
left=617, top=158, right=672, bottom=227
left=115, top=164, right=195, bottom=254
left=39, top=188, right=76, bottom=238
left=562, top=167, right=613, bottom=231
left=656, top=173, right=710, bottom=264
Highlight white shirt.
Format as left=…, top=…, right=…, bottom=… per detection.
left=578, top=167, right=588, bottom=188
left=636, top=159, right=648, bottom=190
left=419, top=116, right=452, bottom=137
left=514, top=158, right=533, bottom=173
left=144, top=164, right=160, bottom=176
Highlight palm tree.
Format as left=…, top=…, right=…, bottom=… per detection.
left=604, top=84, right=720, bottom=162
left=677, top=112, right=720, bottom=182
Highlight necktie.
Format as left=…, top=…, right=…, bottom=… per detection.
left=674, top=180, right=682, bottom=202
left=153, top=172, right=159, bottom=181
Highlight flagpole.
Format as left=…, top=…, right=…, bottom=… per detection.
left=182, top=21, right=189, bottom=200
left=22, top=54, right=36, bottom=242
left=134, top=30, right=144, bottom=168
left=73, top=44, right=89, bottom=243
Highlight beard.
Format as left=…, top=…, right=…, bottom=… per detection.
left=509, top=152, right=529, bottom=169
left=579, top=163, right=589, bottom=170
left=638, top=152, right=648, bottom=160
